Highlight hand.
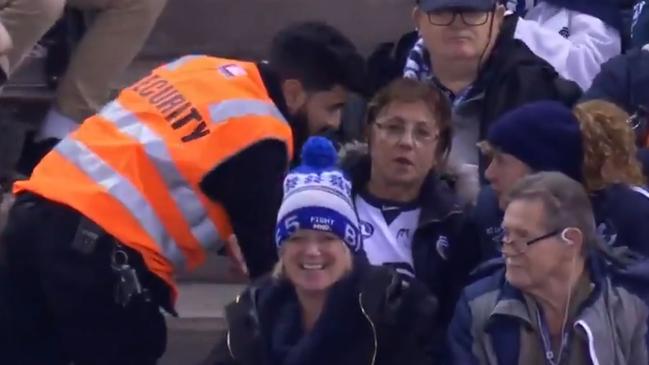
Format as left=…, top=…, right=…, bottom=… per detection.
left=225, top=234, right=248, bottom=276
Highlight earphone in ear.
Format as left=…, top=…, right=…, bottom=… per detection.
left=561, top=229, right=574, bottom=245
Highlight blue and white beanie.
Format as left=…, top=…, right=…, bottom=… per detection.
left=275, top=136, right=362, bottom=253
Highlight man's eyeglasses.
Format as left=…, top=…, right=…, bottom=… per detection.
left=374, top=121, right=438, bottom=146
left=427, top=9, right=492, bottom=26
left=502, top=229, right=560, bottom=254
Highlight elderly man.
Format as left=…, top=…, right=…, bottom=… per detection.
left=406, top=0, right=581, bottom=195
left=448, top=171, right=649, bottom=365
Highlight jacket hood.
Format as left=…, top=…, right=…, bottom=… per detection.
left=338, top=141, right=473, bottom=218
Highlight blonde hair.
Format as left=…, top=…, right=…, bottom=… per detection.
left=573, top=100, right=646, bottom=192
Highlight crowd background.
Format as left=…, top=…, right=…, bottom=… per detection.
left=0, top=0, right=649, bottom=364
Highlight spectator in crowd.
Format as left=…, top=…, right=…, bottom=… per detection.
left=507, top=0, right=623, bottom=90
left=338, top=78, right=481, bottom=358
left=407, top=0, right=581, bottom=199
left=448, top=171, right=649, bottom=365
left=582, top=43, right=649, bottom=177
left=474, top=100, right=649, bottom=260
left=633, top=0, right=648, bottom=48
left=583, top=43, right=649, bottom=121
left=204, top=137, right=437, bottom=365
left=0, top=0, right=168, bottom=174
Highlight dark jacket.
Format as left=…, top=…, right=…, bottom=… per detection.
left=339, top=144, right=483, bottom=359
left=473, top=184, right=649, bottom=259
left=447, top=254, right=649, bottom=365
left=582, top=46, right=649, bottom=116
left=473, top=15, right=582, bottom=172
left=204, top=262, right=437, bottom=365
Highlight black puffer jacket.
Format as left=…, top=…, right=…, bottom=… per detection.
left=203, top=262, right=437, bottom=365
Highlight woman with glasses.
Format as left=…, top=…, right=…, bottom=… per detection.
left=339, top=78, right=482, bottom=360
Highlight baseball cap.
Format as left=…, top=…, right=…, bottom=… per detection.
left=417, top=0, right=496, bottom=12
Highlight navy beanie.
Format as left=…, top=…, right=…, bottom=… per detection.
left=486, top=101, right=584, bottom=182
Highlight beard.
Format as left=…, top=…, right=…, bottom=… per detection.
left=289, top=107, right=310, bottom=168
left=288, top=104, right=342, bottom=167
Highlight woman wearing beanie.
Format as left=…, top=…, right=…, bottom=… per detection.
left=203, top=136, right=438, bottom=365
left=473, top=99, right=649, bottom=260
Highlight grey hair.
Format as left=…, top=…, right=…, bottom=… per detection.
left=504, top=172, right=627, bottom=264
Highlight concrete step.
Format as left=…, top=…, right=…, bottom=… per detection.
left=173, top=282, right=244, bottom=319
left=161, top=283, right=243, bottom=364
left=140, top=0, right=414, bottom=60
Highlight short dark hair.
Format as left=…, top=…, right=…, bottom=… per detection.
left=366, top=78, right=453, bottom=161
left=269, top=22, right=366, bottom=96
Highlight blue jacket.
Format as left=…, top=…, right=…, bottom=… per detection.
left=473, top=184, right=649, bottom=259
left=582, top=46, right=649, bottom=114
left=447, top=255, right=649, bottom=365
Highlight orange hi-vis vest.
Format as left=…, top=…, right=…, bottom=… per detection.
left=14, top=56, right=294, bottom=300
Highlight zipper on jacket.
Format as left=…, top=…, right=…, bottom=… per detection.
left=575, top=320, right=601, bottom=365
left=226, top=331, right=237, bottom=360
left=225, top=294, right=244, bottom=361
left=359, top=293, right=378, bottom=365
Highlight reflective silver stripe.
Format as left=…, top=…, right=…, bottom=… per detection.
left=56, top=138, right=186, bottom=268
left=166, top=55, right=201, bottom=70
left=208, top=99, right=287, bottom=124
left=99, top=101, right=221, bottom=251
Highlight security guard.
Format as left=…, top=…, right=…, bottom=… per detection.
left=0, top=22, right=364, bottom=364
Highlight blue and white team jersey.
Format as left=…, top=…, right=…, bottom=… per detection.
left=355, top=192, right=421, bottom=278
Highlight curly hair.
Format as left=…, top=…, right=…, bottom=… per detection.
left=573, top=100, right=646, bottom=192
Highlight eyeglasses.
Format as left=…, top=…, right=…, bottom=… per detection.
left=427, top=9, right=493, bottom=26
left=502, top=229, right=560, bottom=254
left=628, top=105, right=648, bottom=131
left=374, top=121, right=438, bottom=146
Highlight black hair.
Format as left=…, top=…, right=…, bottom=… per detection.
left=269, top=22, right=367, bottom=96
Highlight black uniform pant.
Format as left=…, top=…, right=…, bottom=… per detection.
left=0, top=193, right=169, bottom=364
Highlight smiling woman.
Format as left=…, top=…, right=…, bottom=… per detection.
left=203, top=136, right=438, bottom=365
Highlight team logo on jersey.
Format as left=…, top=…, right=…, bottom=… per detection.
left=436, top=235, right=450, bottom=260
left=360, top=220, right=375, bottom=239
left=559, top=27, right=570, bottom=38
left=218, top=64, right=247, bottom=78
left=397, top=228, right=411, bottom=248
left=486, top=226, right=504, bottom=251
left=597, top=221, right=618, bottom=247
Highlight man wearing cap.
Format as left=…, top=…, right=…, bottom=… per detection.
left=407, top=0, right=581, bottom=198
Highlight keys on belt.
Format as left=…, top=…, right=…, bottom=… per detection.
left=111, top=240, right=151, bottom=307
